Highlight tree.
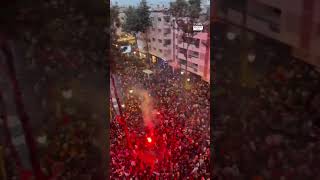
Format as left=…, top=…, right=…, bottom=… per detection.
left=123, top=0, right=151, bottom=65
left=169, top=0, right=202, bottom=78
left=123, top=6, right=139, bottom=34
left=110, top=5, right=120, bottom=44
left=136, top=0, right=152, bottom=65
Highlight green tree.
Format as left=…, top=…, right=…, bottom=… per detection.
left=123, top=6, right=139, bottom=34
left=123, top=0, right=151, bottom=64
left=110, top=5, right=120, bottom=43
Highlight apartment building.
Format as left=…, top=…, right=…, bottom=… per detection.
left=137, top=8, right=210, bottom=82
left=174, top=29, right=210, bottom=82
left=217, top=0, right=320, bottom=67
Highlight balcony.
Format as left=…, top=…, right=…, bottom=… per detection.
left=246, top=15, right=281, bottom=39
left=188, top=54, right=200, bottom=60
left=178, top=52, right=187, bottom=60
left=225, top=8, right=245, bottom=25
left=180, top=65, right=199, bottom=74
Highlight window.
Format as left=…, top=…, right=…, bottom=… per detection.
left=153, top=47, right=156, bottom=51
left=148, top=39, right=151, bottom=42
left=158, top=29, right=162, bottom=32
left=179, top=59, right=187, bottom=65
left=179, top=48, right=187, bottom=54
left=164, top=29, right=171, bottom=34
left=158, top=17, right=162, bottom=21
left=159, top=49, right=163, bottom=53
left=183, top=37, right=200, bottom=48
left=164, top=40, right=171, bottom=46
left=193, top=38, right=200, bottom=48
left=152, top=38, right=156, bottom=41
left=158, top=39, right=163, bottom=43
left=164, top=16, right=170, bottom=23
left=190, top=63, right=198, bottom=68
left=189, top=51, right=199, bottom=58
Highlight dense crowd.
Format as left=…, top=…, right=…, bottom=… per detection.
left=110, top=56, right=210, bottom=179
left=214, top=26, right=320, bottom=179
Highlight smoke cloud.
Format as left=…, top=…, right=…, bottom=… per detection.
left=132, top=88, right=155, bottom=129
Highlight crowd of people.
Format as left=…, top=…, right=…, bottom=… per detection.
left=214, top=23, right=320, bottom=180
left=110, top=55, right=210, bottom=179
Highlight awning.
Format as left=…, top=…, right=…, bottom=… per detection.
left=142, top=69, right=153, bottom=75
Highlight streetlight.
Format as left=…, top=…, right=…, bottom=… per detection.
left=187, top=78, right=190, bottom=82
left=121, top=104, right=125, bottom=108
left=129, top=89, right=133, bottom=94
left=181, top=71, right=184, bottom=75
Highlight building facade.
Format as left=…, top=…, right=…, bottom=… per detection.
left=137, top=8, right=210, bottom=82
left=217, top=0, right=320, bottom=67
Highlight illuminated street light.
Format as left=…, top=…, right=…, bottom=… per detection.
left=187, top=78, right=190, bottom=82
left=121, top=104, right=125, bottom=108
left=129, top=89, right=133, bottom=94
left=181, top=71, right=184, bottom=75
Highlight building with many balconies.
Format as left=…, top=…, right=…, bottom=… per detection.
left=217, top=0, right=320, bottom=67
left=137, top=7, right=210, bottom=82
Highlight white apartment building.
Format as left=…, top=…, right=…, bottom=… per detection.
left=218, top=0, right=320, bottom=67
left=137, top=8, right=210, bottom=82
